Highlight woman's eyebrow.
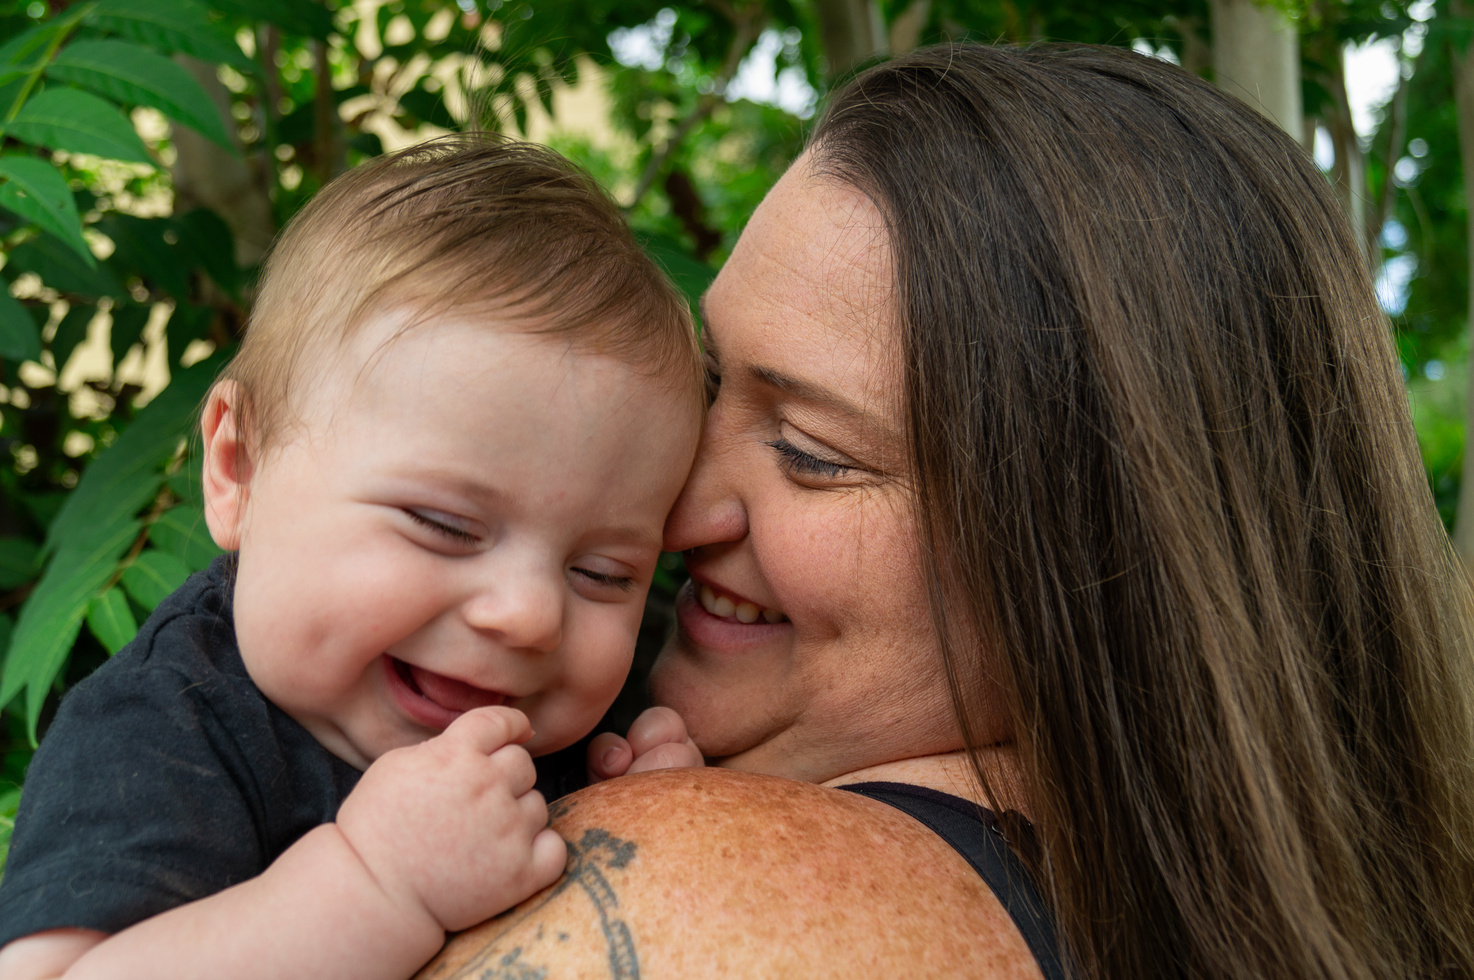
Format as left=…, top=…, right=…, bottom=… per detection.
left=700, top=291, right=894, bottom=436
left=748, top=363, right=881, bottom=430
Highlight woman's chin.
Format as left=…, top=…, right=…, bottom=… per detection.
left=650, top=642, right=782, bottom=765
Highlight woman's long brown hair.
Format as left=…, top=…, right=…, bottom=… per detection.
left=812, top=43, right=1474, bottom=980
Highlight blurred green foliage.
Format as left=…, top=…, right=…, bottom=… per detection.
left=0, top=0, right=1467, bottom=882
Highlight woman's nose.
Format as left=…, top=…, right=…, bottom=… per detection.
left=663, top=402, right=749, bottom=553
left=461, top=573, right=564, bottom=654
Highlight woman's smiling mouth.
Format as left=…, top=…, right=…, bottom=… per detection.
left=384, top=655, right=508, bottom=730
left=696, top=582, right=787, bottom=624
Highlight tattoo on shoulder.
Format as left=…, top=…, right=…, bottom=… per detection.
left=419, top=828, right=640, bottom=980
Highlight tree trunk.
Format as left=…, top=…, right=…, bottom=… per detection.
left=1166, top=15, right=1213, bottom=78
left=1320, top=42, right=1368, bottom=263
left=1449, top=2, right=1474, bottom=566
left=1209, top=0, right=1305, bottom=143
left=171, top=58, right=275, bottom=268
left=312, top=40, right=346, bottom=186
left=888, top=0, right=930, bottom=58
left=812, top=0, right=886, bottom=80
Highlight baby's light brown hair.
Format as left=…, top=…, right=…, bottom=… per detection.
left=223, top=133, right=701, bottom=454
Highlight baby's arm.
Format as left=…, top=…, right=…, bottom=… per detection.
left=586, top=706, right=704, bottom=782
left=0, top=707, right=564, bottom=980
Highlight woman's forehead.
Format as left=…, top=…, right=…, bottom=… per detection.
left=748, top=158, right=888, bottom=283
left=703, top=158, right=902, bottom=431
left=711, top=163, right=892, bottom=344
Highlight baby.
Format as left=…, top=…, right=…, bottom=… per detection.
left=0, top=136, right=704, bottom=979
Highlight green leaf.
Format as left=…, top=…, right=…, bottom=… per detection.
left=641, top=233, right=716, bottom=319
left=398, top=87, right=457, bottom=131
left=109, top=303, right=148, bottom=367
left=85, top=585, right=137, bottom=654
left=46, top=39, right=233, bottom=151
left=164, top=449, right=205, bottom=505
left=43, top=350, right=228, bottom=561
left=0, top=23, right=59, bottom=77
left=0, top=8, right=91, bottom=76
left=276, top=100, right=314, bottom=146
left=164, top=302, right=214, bottom=368
left=202, top=0, right=333, bottom=40
left=0, top=76, right=26, bottom=119
left=5, top=87, right=152, bottom=164
left=86, top=0, right=255, bottom=74
left=96, top=213, right=188, bottom=299
left=0, top=780, right=19, bottom=879
left=119, top=548, right=189, bottom=611
left=4, top=232, right=123, bottom=299
left=347, top=130, right=383, bottom=159
left=0, top=610, right=11, bottom=671
left=14, top=490, right=65, bottom=534
left=0, top=537, right=40, bottom=590
left=49, top=302, right=94, bottom=371
left=0, top=287, right=41, bottom=363
left=0, top=154, right=91, bottom=265
left=0, top=517, right=139, bottom=739
left=173, top=208, right=237, bottom=294
left=148, top=504, right=222, bottom=571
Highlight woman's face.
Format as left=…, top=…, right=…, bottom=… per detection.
left=650, top=156, right=966, bottom=782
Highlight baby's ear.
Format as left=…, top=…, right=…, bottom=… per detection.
left=200, top=380, right=254, bottom=551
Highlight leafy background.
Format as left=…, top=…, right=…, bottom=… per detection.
left=0, top=0, right=1468, bottom=873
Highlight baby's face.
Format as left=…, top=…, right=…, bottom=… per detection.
left=213, top=309, right=699, bottom=769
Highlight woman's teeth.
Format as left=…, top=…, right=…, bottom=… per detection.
left=700, top=584, right=786, bottom=624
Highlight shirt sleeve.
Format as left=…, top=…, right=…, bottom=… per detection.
left=0, top=658, right=268, bottom=948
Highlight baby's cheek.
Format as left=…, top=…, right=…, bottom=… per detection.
left=533, top=617, right=639, bottom=752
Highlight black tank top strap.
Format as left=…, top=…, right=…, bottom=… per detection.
left=840, top=781, right=1066, bottom=980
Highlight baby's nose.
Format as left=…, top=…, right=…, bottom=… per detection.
left=460, top=574, right=564, bottom=654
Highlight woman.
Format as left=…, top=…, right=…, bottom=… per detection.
left=422, top=42, right=1474, bottom=980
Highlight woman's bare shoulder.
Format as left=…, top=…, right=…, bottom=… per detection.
left=417, top=768, right=1044, bottom=980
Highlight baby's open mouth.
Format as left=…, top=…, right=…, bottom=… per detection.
left=390, top=657, right=508, bottom=715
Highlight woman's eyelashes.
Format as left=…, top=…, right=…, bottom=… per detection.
left=702, top=350, right=721, bottom=404
left=765, top=437, right=853, bottom=479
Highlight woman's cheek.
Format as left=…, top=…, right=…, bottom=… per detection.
left=761, top=492, right=917, bottom=634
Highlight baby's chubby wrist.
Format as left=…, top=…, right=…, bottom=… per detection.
left=274, top=823, right=447, bottom=961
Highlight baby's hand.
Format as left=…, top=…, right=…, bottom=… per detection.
left=334, top=706, right=566, bottom=933
left=586, top=706, right=704, bottom=782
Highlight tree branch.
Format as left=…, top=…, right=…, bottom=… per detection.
left=1366, top=55, right=1409, bottom=260
left=313, top=40, right=344, bottom=184
left=624, top=2, right=768, bottom=212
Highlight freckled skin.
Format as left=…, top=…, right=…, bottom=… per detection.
left=417, top=770, right=1043, bottom=980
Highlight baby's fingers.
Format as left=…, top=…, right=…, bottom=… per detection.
left=445, top=705, right=533, bottom=754
left=487, top=742, right=539, bottom=797
left=586, top=731, right=633, bottom=782
left=626, top=706, right=690, bottom=756
left=626, top=739, right=704, bottom=775
left=530, top=827, right=569, bottom=889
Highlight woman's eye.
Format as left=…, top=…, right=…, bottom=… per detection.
left=765, top=438, right=852, bottom=479
left=572, top=567, right=636, bottom=592
left=403, top=509, right=479, bottom=545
